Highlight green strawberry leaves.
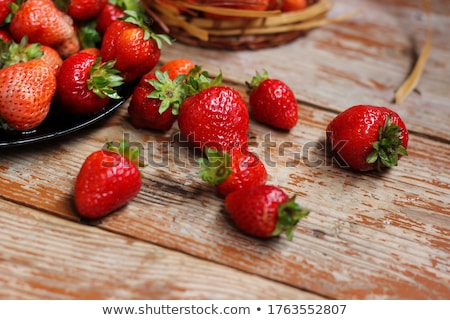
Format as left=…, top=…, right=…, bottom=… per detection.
left=198, top=147, right=232, bottom=185
left=87, top=58, right=124, bottom=99
left=366, top=114, right=408, bottom=171
left=271, top=196, right=310, bottom=241
left=146, top=69, right=187, bottom=115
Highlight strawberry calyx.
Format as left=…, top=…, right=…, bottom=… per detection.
left=146, top=69, right=186, bottom=115
left=121, top=9, right=172, bottom=49
left=245, top=69, right=269, bottom=94
left=104, top=140, right=142, bottom=168
left=271, top=196, right=309, bottom=241
left=183, top=65, right=223, bottom=97
left=87, top=57, right=124, bottom=99
left=198, top=147, right=232, bottom=185
left=0, top=36, right=43, bottom=68
left=366, top=114, right=408, bottom=171
left=77, top=20, right=102, bottom=49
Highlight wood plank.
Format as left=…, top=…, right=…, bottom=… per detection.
left=158, top=0, right=450, bottom=141
left=0, top=198, right=323, bottom=299
left=1, top=98, right=448, bottom=299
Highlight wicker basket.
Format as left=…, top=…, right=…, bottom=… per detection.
left=143, top=0, right=333, bottom=50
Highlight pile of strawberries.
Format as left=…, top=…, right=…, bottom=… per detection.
left=0, top=0, right=170, bottom=131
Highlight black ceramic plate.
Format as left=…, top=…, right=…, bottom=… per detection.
left=0, top=84, right=134, bottom=149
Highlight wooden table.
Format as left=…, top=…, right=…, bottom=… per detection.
left=1, top=0, right=449, bottom=299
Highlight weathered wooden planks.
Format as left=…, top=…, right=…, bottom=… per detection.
left=0, top=198, right=323, bottom=299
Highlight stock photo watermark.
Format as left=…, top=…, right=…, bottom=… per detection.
left=102, top=132, right=350, bottom=169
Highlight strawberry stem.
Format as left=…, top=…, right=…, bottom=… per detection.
left=198, top=147, right=232, bottom=185
left=246, top=69, right=268, bottom=94
left=366, top=114, right=408, bottom=171
left=271, top=196, right=309, bottom=241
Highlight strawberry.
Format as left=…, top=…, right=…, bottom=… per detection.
left=0, top=59, right=56, bottom=131
left=95, top=2, right=126, bottom=36
left=128, top=69, right=185, bottom=131
left=0, top=0, right=12, bottom=25
left=326, top=105, right=409, bottom=171
left=66, top=0, right=108, bottom=21
left=198, top=147, right=268, bottom=196
left=202, top=0, right=270, bottom=19
left=95, top=0, right=145, bottom=36
left=0, top=35, right=62, bottom=76
left=74, top=141, right=142, bottom=220
left=225, top=185, right=309, bottom=240
left=281, top=0, right=308, bottom=12
left=0, top=28, right=12, bottom=42
left=9, top=0, right=78, bottom=49
left=100, top=10, right=171, bottom=82
left=40, top=44, right=64, bottom=77
left=246, top=70, right=298, bottom=130
left=177, top=69, right=249, bottom=152
left=159, top=58, right=195, bottom=81
left=54, top=50, right=124, bottom=115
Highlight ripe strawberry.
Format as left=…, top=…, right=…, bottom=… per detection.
left=225, top=185, right=309, bottom=240
left=95, top=0, right=145, bottom=36
left=246, top=70, right=298, bottom=130
left=54, top=50, right=124, bottom=115
left=202, top=0, right=269, bottom=19
left=326, top=105, right=409, bottom=171
left=0, top=28, right=12, bottom=42
left=66, top=0, right=108, bottom=21
left=9, top=0, right=77, bottom=49
left=178, top=70, right=249, bottom=152
left=281, top=0, right=308, bottom=12
left=0, top=59, right=56, bottom=131
left=160, top=58, right=195, bottom=81
left=0, top=0, right=12, bottom=25
left=74, top=141, right=142, bottom=220
left=95, top=2, right=126, bottom=36
left=198, top=147, right=268, bottom=196
left=40, top=44, right=64, bottom=77
left=128, top=69, right=185, bottom=131
left=100, top=10, right=171, bottom=82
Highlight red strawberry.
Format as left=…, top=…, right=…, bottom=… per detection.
left=178, top=70, right=249, bottom=152
left=0, top=59, right=56, bottom=131
left=326, top=105, right=409, bottom=171
left=198, top=147, right=268, bottom=196
left=160, top=58, right=195, bottom=81
left=0, top=28, right=12, bottom=42
left=74, top=141, right=142, bottom=220
left=225, top=185, right=309, bottom=240
left=0, top=0, right=12, bottom=25
left=246, top=70, right=298, bottom=130
left=66, top=0, right=108, bottom=21
left=281, top=0, right=308, bottom=12
left=128, top=69, right=185, bottom=131
left=54, top=50, right=124, bottom=115
left=40, top=44, right=64, bottom=77
left=9, top=0, right=77, bottom=49
left=95, top=0, right=146, bottom=36
left=100, top=10, right=171, bottom=82
left=95, top=2, right=126, bottom=36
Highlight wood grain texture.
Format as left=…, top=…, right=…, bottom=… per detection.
left=0, top=0, right=449, bottom=300
left=0, top=198, right=323, bottom=299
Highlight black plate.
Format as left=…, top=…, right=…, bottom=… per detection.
left=0, top=84, right=134, bottom=149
